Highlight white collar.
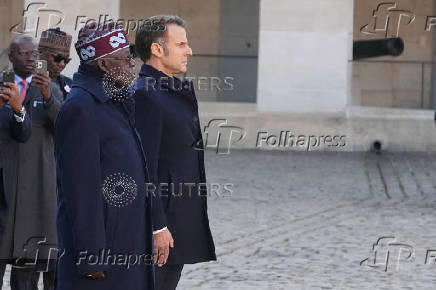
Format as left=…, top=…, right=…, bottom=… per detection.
left=14, top=74, right=32, bottom=84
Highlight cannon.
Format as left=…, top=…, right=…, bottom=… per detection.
left=353, top=37, right=404, bottom=60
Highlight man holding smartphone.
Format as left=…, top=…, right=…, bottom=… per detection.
left=0, top=34, right=63, bottom=290
left=0, top=79, right=32, bottom=289
left=38, top=28, right=73, bottom=100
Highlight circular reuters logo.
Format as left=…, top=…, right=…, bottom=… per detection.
left=102, top=172, right=138, bottom=207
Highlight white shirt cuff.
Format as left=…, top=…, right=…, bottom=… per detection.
left=13, top=108, right=26, bottom=123
left=153, top=227, right=167, bottom=235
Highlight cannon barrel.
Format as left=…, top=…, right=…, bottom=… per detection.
left=353, top=37, right=404, bottom=60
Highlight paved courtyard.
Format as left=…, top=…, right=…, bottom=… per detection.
left=3, top=150, right=436, bottom=289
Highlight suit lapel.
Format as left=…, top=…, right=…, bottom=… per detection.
left=23, top=85, right=38, bottom=108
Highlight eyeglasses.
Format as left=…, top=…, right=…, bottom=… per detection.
left=16, top=50, right=39, bottom=57
left=50, top=53, right=72, bottom=64
left=104, top=55, right=135, bottom=64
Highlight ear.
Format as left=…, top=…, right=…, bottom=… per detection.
left=150, top=43, right=163, bottom=58
left=96, top=59, right=109, bottom=74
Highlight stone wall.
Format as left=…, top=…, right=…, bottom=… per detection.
left=352, top=0, right=435, bottom=109
left=257, top=0, right=354, bottom=113
left=0, top=0, right=24, bottom=71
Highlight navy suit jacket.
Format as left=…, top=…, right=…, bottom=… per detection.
left=57, top=74, right=73, bottom=101
left=0, top=103, right=32, bottom=260
left=0, top=104, right=32, bottom=204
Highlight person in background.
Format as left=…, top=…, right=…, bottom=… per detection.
left=0, top=77, right=32, bottom=289
left=39, top=28, right=73, bottom=100
left=0, top=34, right=63, bottom=290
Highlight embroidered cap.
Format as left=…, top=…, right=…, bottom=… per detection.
left=75, top=20, right=129, bottom=63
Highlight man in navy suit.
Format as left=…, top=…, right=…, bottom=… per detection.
left=0, top=34, right=62, bottom=290
left=134, top=15, right=216, bottom=290
left=0, top=78, right=32, bottom=289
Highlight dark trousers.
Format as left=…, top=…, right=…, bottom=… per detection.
left=155, top=264, right=184, bottom=290
left=0, top=262, right=5, bottom=289
left=0, top=263, right=55, bottom=290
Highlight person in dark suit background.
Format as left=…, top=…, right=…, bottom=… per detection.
left=134, top=15, right=217, bottom=290
left=38, top=28, right=73, bottom=100
left=0, top=77, right=32, bottom=289
left=0, top=34, right=63, bottom=290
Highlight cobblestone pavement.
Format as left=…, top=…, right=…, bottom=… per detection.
left=3, top=150, right=436, bottom=289
left=178, top=150, right=436, bottom=290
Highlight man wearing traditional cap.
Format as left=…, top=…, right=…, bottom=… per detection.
left=0, top=34, right=63, bottom=290
left=54, top=20, right=154, bottom=290
left=38, top=28, right=73, bottom=100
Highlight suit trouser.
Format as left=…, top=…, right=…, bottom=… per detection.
left=155, top=264, right=184, bottom=290
left=11, top=267, right=55, bottom=290
left=0, top=262, right=55, bottom=290
left=0, top=262, right=5, bottom=288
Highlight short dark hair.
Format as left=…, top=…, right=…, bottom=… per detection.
left=135, top=15, right=186, bottom=62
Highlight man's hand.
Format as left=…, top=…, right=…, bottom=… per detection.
left=32, top=72, right=51, bottom=101
left=0, top=95, right=6, bottom=108
left=0, top=82, right=21, bottom=111
left=86, top=271, right=105, bottom=280
left=153, top=228, right=174, bottom=267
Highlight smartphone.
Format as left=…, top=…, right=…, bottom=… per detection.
left=1, top=71, right=15, bottom=88
left=33, top=60, right=47, bottom=75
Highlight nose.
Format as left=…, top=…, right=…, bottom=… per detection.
left=186, top=46, right=193, bottom=57
left=27, top=54, right=37, bottom=62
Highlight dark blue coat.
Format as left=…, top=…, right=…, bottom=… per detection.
left=0, top=103, right=31, bottom=260
left=1, top=73, right=62, bottom=263
left=57, top=74, right=73, bottom=101
left=54, top=65, right=154, bottom=290
left=134, top=64, right=216, bottom=265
